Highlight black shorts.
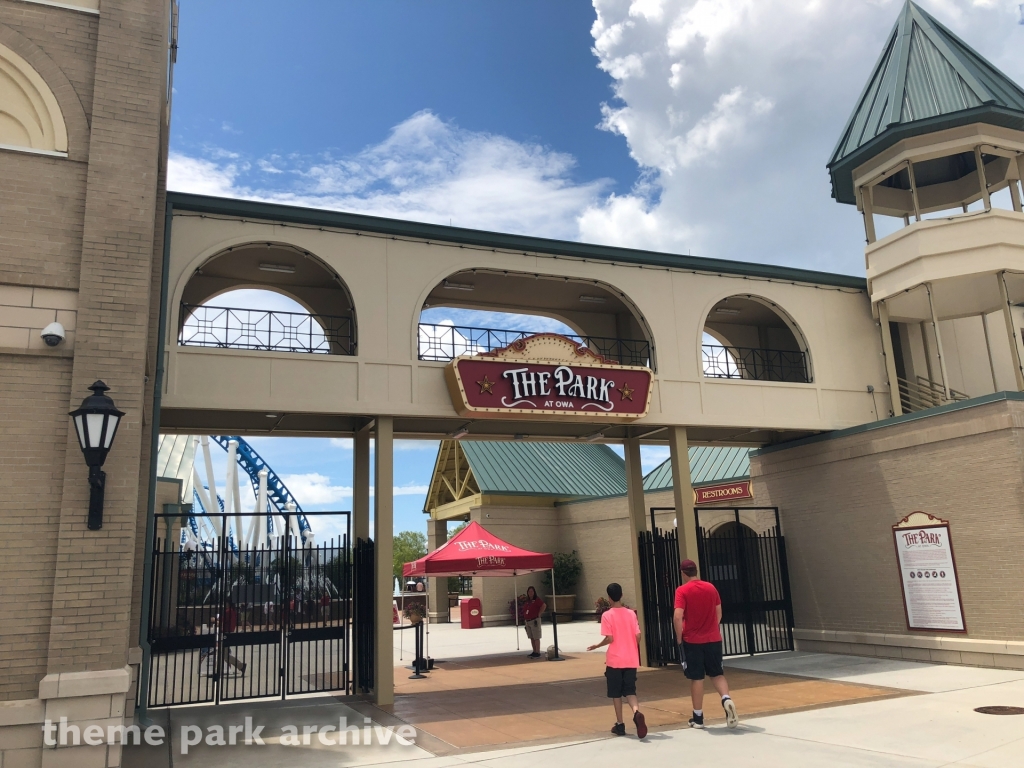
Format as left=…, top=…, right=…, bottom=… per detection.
left=605, top=666, right=637, bottom=698
left=682, top=641, right=724, bottom=680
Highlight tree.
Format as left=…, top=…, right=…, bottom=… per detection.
left=393, top=530, right=427, bottom=582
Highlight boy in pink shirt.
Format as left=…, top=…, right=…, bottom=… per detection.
left=587, top=583, right=647, bottom=739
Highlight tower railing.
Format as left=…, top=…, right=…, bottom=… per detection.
left=702, top=344, right=811, bottom=383
left=179, top=304, right=356, bottom=355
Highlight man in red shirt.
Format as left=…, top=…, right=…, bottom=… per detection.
left=673, top=559, right=737, bottom=729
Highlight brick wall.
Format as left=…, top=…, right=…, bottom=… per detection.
left=752, top=396, right=1024, bottom=642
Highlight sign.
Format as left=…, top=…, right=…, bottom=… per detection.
left=445, top=334, right=653, bottom=421
left=892, top=512, right=966, bottom=632
left=694, top=480, right=753, bottom=505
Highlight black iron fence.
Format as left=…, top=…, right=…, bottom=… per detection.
left=702, top=344, right=810, bottom=383
left=637, top=521, right=682, bottom=666
left=146, top=511, right=351, bottom=707
left=179, top=304, right=356, bottom=355
left=694, top=507, right=795, bottom=656
left=353, top=537, right=375, bottom=694
left=418, top=323, right=651, bottom=367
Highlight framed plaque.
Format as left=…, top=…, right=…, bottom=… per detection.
left=892, top=512, right=966, bottom=632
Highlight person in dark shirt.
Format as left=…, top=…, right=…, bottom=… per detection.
left=521, top=586, right=547, bottom=658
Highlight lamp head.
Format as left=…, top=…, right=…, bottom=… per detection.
left=69, top=380, right=125, bottom=467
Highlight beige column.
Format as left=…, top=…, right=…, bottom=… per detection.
left=975, top=146, right=992, bottom=211
left=876, top=301, right=903, bottom=416
left=981, top=313, right=999, bottom=392
left=667, top=427, right=699, bottom=572
left=623, top=437, right=649, bottom=667
left=908, top=161, right=922, bottom=222
left=373, top=416, right=394, bottom=706
left=426, top=518, right=448, bottom=621
left=353, top=426, right=371, bottom=542
left=1009, top=178, right=1022, bottom=213
left=861, top=185, right=877, bottom=244
left=998, top=272, right=1024, bottom=391
left=925, top=283, right=951, bottom=400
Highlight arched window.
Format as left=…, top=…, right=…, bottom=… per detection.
left=418, top=269, right=654, bottom=368
left=702, top=296, right=810, bottom=382
left=178, top=244, right=356, bottom=355
left=0, top=43, right=68, bottom=154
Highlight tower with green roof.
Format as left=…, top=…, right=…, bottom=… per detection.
left=830, top=0, right=1024, bottom=418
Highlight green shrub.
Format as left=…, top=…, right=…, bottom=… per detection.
left=542, top=550, right=582, bottom=593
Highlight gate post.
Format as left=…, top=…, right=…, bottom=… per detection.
left=624, top=437, right=649, bottom=667
left=668, top=427, right=700, bottom=574
left=373, top=416, right=395, bottom=706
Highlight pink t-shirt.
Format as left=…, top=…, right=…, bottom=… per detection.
left=600, top=607, right=641, bottom=669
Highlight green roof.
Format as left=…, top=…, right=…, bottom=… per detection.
left=643, top=446, right=751, bottom=492
left=828, top=0, right=1024, bottom=205
left=167, top=192, right=866, bottom=290
left=460, top=441, right=627, bottom=498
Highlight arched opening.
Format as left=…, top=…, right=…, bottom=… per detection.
left=179, top=243, right=357, bottom=355
left=418, top=269, right=654, bottom=368
left=0, top=42, right=68, bottom=153
left=702, top=296, right=810, bottom=382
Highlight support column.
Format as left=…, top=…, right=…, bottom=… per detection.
left=623, top=437, right=649, bottom=667
left=877, top=301, right=903, bottom=416
left=998, top=272, right=1024, bottom=391
left=981, top=313, right=999, bottom=392
left=926, top=283, right=951, bottom=400
left=426, top=518, right=448, bottom=621
left=861, top=185, right=877, bottom=244
left=373, top=416, right=394, bottom=706
left=353, top=426, right=370, bottom=542
left=1010, top=178, right=1022, bottom=213
left=908, top=161, right=922, bottom=221
left=667, top=427, right=699, bottom=572
left=975, top=146, right=992, bottom=211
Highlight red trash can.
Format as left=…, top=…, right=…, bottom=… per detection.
left=460, top=597, right=482, bottom=629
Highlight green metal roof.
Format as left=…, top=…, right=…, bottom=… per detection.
left=828, top=0, right=1024, bottom=205
left=167, top=192, right=866, bottom=290
left=643, top=446, right=751, bottom=492
left=460, top=441, right=627, bottom=498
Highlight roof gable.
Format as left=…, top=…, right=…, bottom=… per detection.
left=462, top=441, right=627, bottom=498
left=828, top=1, right=1024, bottom=204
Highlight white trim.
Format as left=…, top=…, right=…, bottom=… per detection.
left=794, top=628, right=1024, bottom=657
left=13, top=0, right=100, bottom=15
left=0, top=142, right=69, bottom=158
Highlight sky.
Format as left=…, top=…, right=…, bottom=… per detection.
left=167, top=0, right=1024, bottom=539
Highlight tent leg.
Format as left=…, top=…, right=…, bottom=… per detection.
left=424, top=587, right=430, bottom=668
left=514, top=575, right=520, bottom=651
left=549, top=568, right=563, bottom=661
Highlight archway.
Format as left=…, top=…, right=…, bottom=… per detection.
left=0, top=42, right=68, bottom=153
left=418, top=268, right=655, bottom=368
left=179, top=243, right=357, bottom=355
left=702, top=296, right=810, bottom=382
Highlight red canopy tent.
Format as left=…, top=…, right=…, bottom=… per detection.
left=403, top=521, right=552, bottom=577
left=402, top=521, right=561, bottom=658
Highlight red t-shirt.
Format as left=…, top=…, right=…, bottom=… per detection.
left=521, top=597, right=544, bottom=622
left=674, top=580, right=722, bottom=644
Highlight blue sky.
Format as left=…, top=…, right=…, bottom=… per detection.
left=168, top=1, right=1024, bottom=539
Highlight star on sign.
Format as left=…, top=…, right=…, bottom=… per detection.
left=618, top=383, right=634, bottom=401
left=477, top=376, right=495, bottom=394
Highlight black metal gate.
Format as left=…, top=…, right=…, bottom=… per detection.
left=352, top=537, right=375, bottom=694
left=637, top=506, right=794, bottom=665
left=695, top=507, right=794, bottom=656
left=146, top=511, right=353, bottom=707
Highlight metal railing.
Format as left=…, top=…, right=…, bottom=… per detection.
left=898, top=375, right=969, bottom=413
left=418, top=323, right=651, bottom=366
left=702, top=344, right=811, bottom=383
left=179, top=304, right=356, bottom=355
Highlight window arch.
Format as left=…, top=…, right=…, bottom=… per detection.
left=702, top=295, right=811, bottom=382
left=0, top=42, right=68, bottom=154
left=178, top=243, right=357, bottom=355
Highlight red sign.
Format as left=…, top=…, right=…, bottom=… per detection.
left=694, top=481, right=753, bottom=505
left=444, top=334, right=653, bottom=421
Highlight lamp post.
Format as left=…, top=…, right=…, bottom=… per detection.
left=69, top=381, right=124, bottom=530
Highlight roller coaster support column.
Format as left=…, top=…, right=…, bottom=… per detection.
left=373, top=416, right=395, bottom=706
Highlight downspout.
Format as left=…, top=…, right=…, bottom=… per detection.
left=136, top=198, right=173, bottom=723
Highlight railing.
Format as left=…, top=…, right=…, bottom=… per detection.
left=179, top=304, right=356, bottom=355
left=418, top=323, right=651, bottom=366
left=898, top=375, right=969, bottom=414
left=702, top=344, right=811, bottom=383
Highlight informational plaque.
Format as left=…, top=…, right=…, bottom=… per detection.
left=892, top=512, right=966, bottom=632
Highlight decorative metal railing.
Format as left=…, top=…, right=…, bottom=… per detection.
left=897, top=375, right=968, bottom=414
left=417, top=323, right=651, bottom=367
left=179, top=304, right=356, bottom=355
left=702, top=344, right=811, bottom=383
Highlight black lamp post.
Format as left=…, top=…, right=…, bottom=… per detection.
left=69, top=381, right=124, bottom=530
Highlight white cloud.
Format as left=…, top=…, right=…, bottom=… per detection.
left=169, top=111, right=611, bottom=241
left=280, top=473, right=429, bottom=505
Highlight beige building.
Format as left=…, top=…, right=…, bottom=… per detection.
left=1, top=1, right=1024, bottom=765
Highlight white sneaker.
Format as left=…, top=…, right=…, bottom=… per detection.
left=723, top=697, right=738, bottom=728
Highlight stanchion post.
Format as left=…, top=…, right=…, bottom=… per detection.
left=409, top=621, right=427, bottom=679
left=548, top=567, right=564, bottom=661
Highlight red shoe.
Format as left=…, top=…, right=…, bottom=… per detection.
left=633, top=710, right=647, bottom=739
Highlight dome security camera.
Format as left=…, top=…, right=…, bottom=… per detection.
left=40, top=322, right=66, bottom=347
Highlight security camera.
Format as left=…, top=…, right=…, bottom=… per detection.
left=40, top=322, right=66, bottom=347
